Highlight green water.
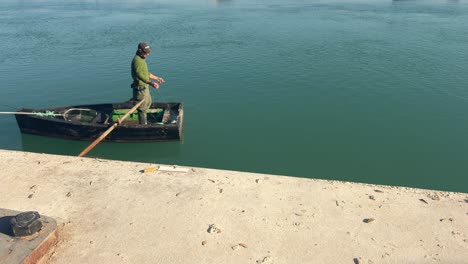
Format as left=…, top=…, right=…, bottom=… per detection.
left=1, top=0, right=468, bottom=192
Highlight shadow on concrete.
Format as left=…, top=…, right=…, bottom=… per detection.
left=0, top=216, right=14, bottom=236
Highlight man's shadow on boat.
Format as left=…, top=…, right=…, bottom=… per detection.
left=20, top=134, right=182, bottom=161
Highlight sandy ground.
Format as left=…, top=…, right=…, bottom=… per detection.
left=0, top=149, right=467, bottom=264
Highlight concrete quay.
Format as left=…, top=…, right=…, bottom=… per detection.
left=0, top=149, right=467, bottom=264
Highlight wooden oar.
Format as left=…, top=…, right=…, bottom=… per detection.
left=78, top=99, right=145, bottom=157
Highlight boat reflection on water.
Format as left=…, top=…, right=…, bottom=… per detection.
left=20, top=134, right=182, bottom=163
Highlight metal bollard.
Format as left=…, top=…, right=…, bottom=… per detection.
left=10, top=211, right=42, bottom=237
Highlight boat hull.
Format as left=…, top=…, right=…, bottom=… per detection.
left=15, top=102, right=183, bottom=142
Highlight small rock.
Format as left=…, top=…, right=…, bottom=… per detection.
left=219, top=188, right=223, bottom=193
left=419, top=199, right=428, bottom=204
left=369, top=195, right=375, bottom=200
left=353, top=258, right=360, bottom=264
left=208, top=179, right=215, bottom=183
left=374, top=189, right=383, bottom=193
left=427, top=193, right=440, bottom=201
left=232, top=243, right=248, bottom=250
left=207, top=224, right=221, bottom=234
left=27, top=194, right=33, bottom=199
left=255, top=179, right=260, bottom=183
left=256, top=256, right=272, bottom=264
left=363, top=218, right=375, bottom=223
left=201, top=241, right=207, bottom=246
left=439, top=218, right=454, bottom=222
left=66, top=192, right=72, bottom=197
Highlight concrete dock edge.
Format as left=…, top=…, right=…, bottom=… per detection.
left=0, top=149, right=467, bottom=264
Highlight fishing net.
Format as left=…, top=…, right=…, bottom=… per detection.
left=63, top=108, right=98, bottom=122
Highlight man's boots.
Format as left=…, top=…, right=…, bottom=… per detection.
left=138, top=111, right=147, bottom=125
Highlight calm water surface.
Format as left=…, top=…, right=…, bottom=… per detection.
left=1, top=0, right=468, bottom=192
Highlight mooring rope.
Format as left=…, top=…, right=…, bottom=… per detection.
left=0, top=111, right=62, bottom=116
left=0, top=108, right=95, bottom=119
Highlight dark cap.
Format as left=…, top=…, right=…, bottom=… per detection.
left=138, top=42, right=151, bottom=55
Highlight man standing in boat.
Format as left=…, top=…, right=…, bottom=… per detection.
left=131, top=42, right=165, bottom=125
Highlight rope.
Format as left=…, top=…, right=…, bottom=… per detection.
left=0, top=108, right=95, bottom=119
left=0, top=111, right=62, bottom=116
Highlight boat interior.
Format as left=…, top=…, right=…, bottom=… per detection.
left=61, top=104, right=180, bottom=126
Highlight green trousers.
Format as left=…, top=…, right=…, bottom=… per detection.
left=132, top=87, right=152, bottom=124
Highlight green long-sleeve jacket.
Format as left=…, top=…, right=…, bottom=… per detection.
left=131, top=55, right=150, bottom=88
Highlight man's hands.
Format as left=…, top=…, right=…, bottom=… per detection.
left=149, top=74, right=165, bottom=89
left=150, top=81, right=159, bottom=89
left=154, top=76, right=165, bottom=84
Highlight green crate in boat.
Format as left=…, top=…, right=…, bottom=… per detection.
left=111, top=109, right=138, bottom=122
left=111, top=108, right=164, bottom=122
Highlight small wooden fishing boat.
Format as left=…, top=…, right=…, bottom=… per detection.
left=14, top=101, right=183, bottom=142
